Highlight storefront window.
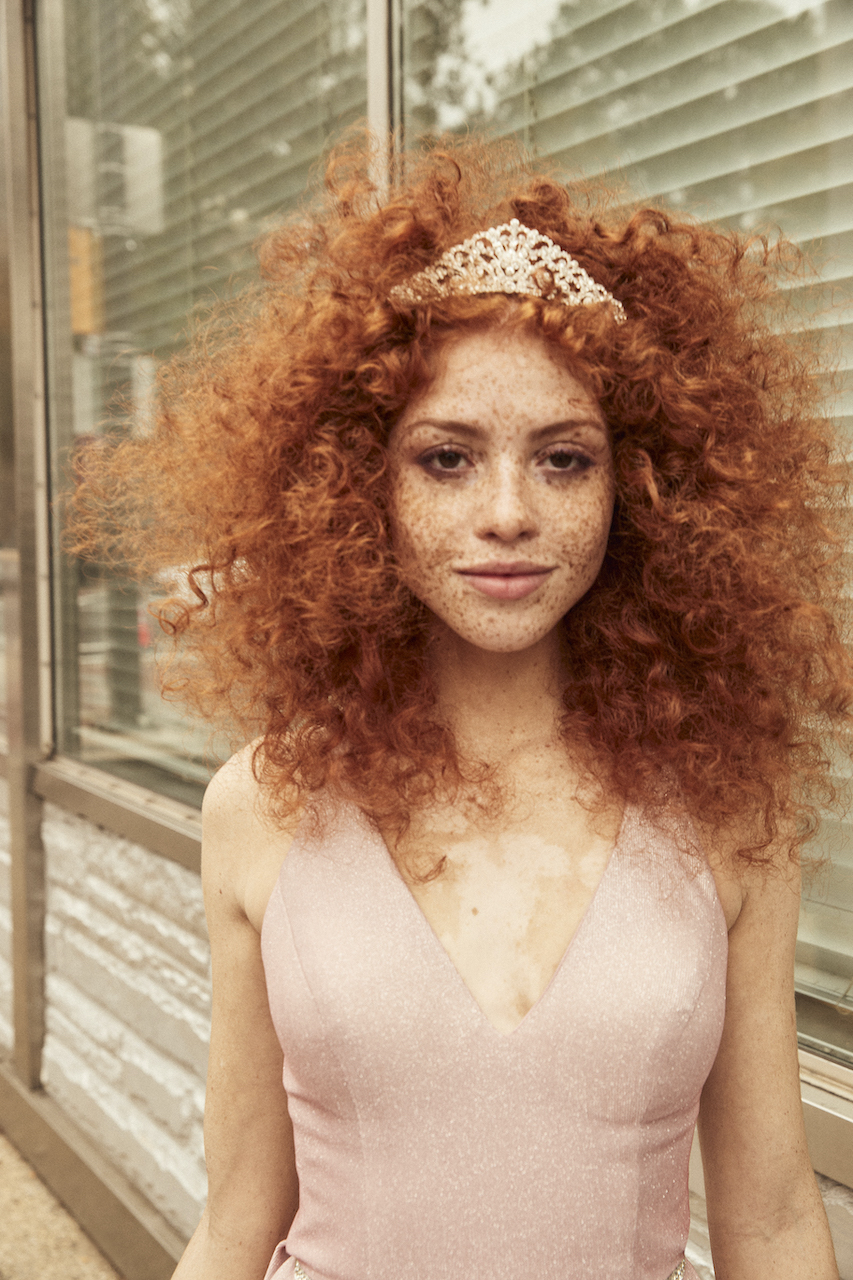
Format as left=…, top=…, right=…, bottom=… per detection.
left=402, top=0, right=853, bottom=1065
left=0, top=578, right=7, bottom=743
left=39, top=0, right=368, bottom=806
left=0, top=259, right=12, bottom=744
left=35, top=0, right=853, bottom=1064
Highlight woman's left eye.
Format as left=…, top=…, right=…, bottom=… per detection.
left=541, top=449, right=592, bottom=472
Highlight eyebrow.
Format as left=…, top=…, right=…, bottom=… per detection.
left=403, top=417, right=608, bottom=441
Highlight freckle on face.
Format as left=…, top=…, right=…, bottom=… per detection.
left=388, top=326, right=615, bottom=656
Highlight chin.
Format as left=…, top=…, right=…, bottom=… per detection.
left=423, top=602, right=568, bottom=657
left=447, top=625, right=559, bottom=656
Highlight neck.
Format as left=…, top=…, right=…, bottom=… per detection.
left=427, top=623, right=567, bottom=764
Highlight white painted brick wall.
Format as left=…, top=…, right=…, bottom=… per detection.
left=41, top=802, right=209, bottom=1239
left=0, top=776, right=12, bottom=1052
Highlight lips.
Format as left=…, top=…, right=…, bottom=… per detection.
left=456, top=562, right=554, bottom=601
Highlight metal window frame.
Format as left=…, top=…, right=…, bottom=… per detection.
left=33, top=754, right=201, bottom=871
left=1, top=0, right=51, bottom=1094
left=0, top=2, right=193, bottom=1274
left=0, top=1058, right=185, bottom=1277
left=367, top=0, right=403, bottom=180
left=367, top=0, right=392, bottom=143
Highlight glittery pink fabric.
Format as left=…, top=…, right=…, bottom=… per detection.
left=260, top=799, right=726, bottom=1280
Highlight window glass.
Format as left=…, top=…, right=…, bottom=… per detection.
left=39, top=0, right=368, bottom=806
left=0, top=576, right=7, bottom=743
left=0, top=271, right=13, bottom=745
left=402, top=0, right=853, bottom=1066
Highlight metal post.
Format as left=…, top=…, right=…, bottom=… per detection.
left=367, top=0, right=399, bottom=191
left=367, top=0, right=391, bottom=139
left=1, top=0, right=52, bottom=1089
left=37, top=0, right=79, bottom=758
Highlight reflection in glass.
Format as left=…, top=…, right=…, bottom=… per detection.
left=42, top=0, right=368, bottom=806
left=401, top=0, right=853, bottom=1061
left=798, top=807, right=853, bottom=1069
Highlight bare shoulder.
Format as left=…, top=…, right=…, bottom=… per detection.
left=202, top=739, right=281, bottom=824
left=202, top=742, right=304, bottom=933
left=695, top=813, right=801, bottom=936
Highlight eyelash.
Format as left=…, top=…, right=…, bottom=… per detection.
left=418, top=447, right=594, bottom=476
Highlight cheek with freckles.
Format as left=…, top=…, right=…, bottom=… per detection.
left=390, top=471, right=614, bottom=654
left=387, top=326, right=615, bottom=653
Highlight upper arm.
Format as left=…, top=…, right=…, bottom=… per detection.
left=699, top=853, right=805, bottom=1203
left=194, top=751, right=301, bottom=1273
left=698, top=847, right=837, bottom=1275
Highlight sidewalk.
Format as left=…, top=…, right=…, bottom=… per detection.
left=0, top=1131, right=120, bottom=1280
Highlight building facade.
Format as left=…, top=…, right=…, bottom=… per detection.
left=1, top=0, right=852, bottom=1275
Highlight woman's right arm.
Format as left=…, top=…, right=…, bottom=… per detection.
left=173, top=753, right=300, bottom=1280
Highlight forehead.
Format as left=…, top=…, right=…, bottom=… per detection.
left=398, top=326, right=603, bottom=430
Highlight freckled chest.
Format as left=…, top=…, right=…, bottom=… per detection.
left=392, top=790, right=623, bottom=1036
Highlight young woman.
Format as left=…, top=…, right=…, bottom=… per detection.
left=72, top=137, right=849, bottom=1280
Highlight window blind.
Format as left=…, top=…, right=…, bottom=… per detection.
left=42, top=0, right=368, bottom=806
left=402, top=0, right=853, bottom=1065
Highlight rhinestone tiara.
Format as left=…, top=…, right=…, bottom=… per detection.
left=389, top=218, right=626, bottom=323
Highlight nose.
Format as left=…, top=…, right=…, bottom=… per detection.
left=475, top=459, right=537, bottom=543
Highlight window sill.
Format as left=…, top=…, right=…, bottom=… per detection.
left=800, top=1049, right=853, bottom=1187
left=33, top=755, right=201, bottom=872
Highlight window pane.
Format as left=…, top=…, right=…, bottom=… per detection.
left=40, top=0, right=368, bottom=807
left=0, top=566, right=7, bottom=743
left=797, top=806, right=853, bottom=1068
left=402, top=0, right=853, bottom=1064
left=1, top=251, right=13, bottom=742
left=402, top=0, right=852, bottom=425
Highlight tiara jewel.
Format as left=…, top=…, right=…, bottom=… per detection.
left=389, top=218, right=626, bottom=323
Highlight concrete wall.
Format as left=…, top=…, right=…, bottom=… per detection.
left=0, top=777, right=12, bottom=1051
left=40, top=803, right=209, bottom=1239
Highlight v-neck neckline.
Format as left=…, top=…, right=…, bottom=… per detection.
left=366, top=802, right=633, bottom=1040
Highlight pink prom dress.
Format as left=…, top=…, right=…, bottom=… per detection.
left=260, top=796, right=727, bottom=1280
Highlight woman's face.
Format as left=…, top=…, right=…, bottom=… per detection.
left=388, top=327, right=615, bottom=656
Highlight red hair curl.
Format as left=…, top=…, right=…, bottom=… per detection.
left=67, top=134, right=853, bottom=862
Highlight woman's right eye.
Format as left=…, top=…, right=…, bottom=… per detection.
left=421, top=448, right=469, bottom=473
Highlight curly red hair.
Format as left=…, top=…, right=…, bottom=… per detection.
left=68, top=134, right=853, bottom=861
